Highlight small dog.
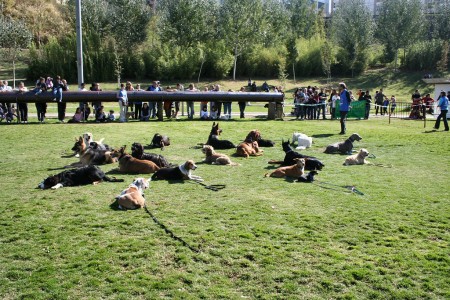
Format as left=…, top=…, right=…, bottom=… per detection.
left=202, top=145, right=237, bottom=165
left=114, top=146, right=160, bottom=174
left=292, top=132, right=313, bottom=150
left=206, top=122, right=236, bottom=149
left=151, top=160, right=203, bottom=181
left=39, top=165, right=124, bottom=190
left=265, top=158, right=305, bottom=178
left=115, top=178, right=150, bottom=210
left=343, top=148, right=370, bottom=166
left=245, top=130, right=275, bottom=147
left=325, top=133, right=362, bottom=154
left=297, top=170, right=318, bottom=183
left=131, top=142, right=171, bottom=168
left=149, top=133, right=171, bottom=150
left=236, top=141, right=263, bottom=158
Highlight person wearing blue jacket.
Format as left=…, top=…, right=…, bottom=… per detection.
left=338, top=82, right=351, bottom=134
left=433, top=91, right=449, bottom=131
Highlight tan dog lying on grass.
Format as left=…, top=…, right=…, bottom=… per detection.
left=236, top=141, right=263, bottom=158
left=202, top=145, right=238, bottom=165
left=343, top=148, right=370, bottom=166
left=265, top=158, right=305, bottom=178
left=116, top=178, right=150, bottom=210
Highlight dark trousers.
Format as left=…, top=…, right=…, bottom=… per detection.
left=35, top=103, right=46, bottom=122
left=238, top=102, right=246, bottom=118
left=340, top=111, right=348, bottom=133
left=365, top=104, right=370, bottom=119
left=134, top=103, right=142, bottom=120
left=316, top=102, right=326, bottom=119
left=57, top=102, right=66, bottom=121
left=375, top=102, right=382, bottom=115
left=18, top=103, right=28, bottom=122
left=434, top=110, right=449, bottom=130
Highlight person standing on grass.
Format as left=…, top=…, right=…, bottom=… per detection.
left=16, top=82, right=28, bottom=124
left=146, top=81, right=160, bottom=118
left=185, top=83, right=198, bottom=119
left=338, top=82, right=351, bottom=135
left=374, top=89, right=387, bottom=115
left=433, top=91, right=449, bottom=131
left=117, top=83, right=128, bottom=123
left=238, top=86, right=247, bottom=118
left=134, top=84, right=144, bottom=120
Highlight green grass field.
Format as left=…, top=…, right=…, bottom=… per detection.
left=0, top=117, right=449, bottom=299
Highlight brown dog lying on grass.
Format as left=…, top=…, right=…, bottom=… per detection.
left=265, top=158, right=305, bottom=178
left=236, top=141, right=263, bottom=158
left=202, top=145, right=238, bottom=165
left=113, top=146, right=160, bottom=174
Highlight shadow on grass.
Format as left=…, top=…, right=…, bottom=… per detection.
left=311, top=133, right=335, bottom=138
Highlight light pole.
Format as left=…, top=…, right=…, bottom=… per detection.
left=75, top=0, right=84, bottom=88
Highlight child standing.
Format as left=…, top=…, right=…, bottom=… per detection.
left=390, top=96, right=397, bottom=115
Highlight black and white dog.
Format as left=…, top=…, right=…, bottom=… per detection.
left=38, top=165, right=124, bottom=190
left=131, top=142, right=171, bottom=168
left=151, top=160, right=203, bottom=181
left=268, top=139, right=325, bottom=171
left=324, top=133, right=362, bottom=154
left=205, top=122, right=236, bottom=149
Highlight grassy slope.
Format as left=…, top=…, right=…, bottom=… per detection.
left=0, top=118, right=449, bottom=299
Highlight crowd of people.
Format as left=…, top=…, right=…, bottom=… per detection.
left=1, top=77, right=449, bottom=126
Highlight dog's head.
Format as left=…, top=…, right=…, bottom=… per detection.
left=131, top=142, right=144, bottom=157
left=202, top=145, right=215, bottom=156
left=292, top=132, right=301, bottom=142
left=82, top=132, right=93, bottom=145
left=293, top=158, right=306, bottom=170
left=210, top=122, right=222, bottom=136
left=349, top=133, right=362, bottom=142
left=245, top=130, right=261, bottom=143
left=358, top=148, right=369, bottom=158
left=112, top=145, right=127, bottom=160
left=183, top=160, right=198, bottom=171
left=71, top=136, right=87, bottom=153
left=132, top=177, right=150, bottom=190
left=38, top=175, right=59, bottom=190
left=281, top=139, right=293, bottom=152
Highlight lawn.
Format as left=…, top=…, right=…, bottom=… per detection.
left=0, top=116, right=449, bottom=299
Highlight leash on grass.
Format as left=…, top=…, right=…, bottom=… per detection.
left=190, top=180, right=226, bottom=192
left=143, top=205, right=200, bottom=253
left=312, top=180, right=365, bottom=196
left=367, top=154, right=393, bottom=168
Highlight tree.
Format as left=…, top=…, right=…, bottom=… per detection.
left=376, top=0, right=424, bottom=70
left=282, top=0, right=318, bottom=39
left=331, top=0, right=374, bottom=77
left=286, top=36, right=298, bottom=82
left=0, top=17, right=32, bottom=88
left=219, top=0, right=263, bottom=80
left=158, top=0, right=218, bottom=48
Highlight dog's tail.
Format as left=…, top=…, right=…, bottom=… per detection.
left=104, top=176, right=124, bottom=183
left=267, top=160, right=284, bottom=164
left=229, top=162, right=241, bottom=166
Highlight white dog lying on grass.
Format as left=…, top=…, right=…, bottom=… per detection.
left=292, top=132, right=313, bottom=150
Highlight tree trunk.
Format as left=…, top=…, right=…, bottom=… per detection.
left=394, top=49, right=398, bottom=71
left=198, top=56, right=205, bottom=83
left=233, top=46, right=238, bottom=81
left=12, top=60, right=16, bottom=89
left=292, top=62, right=296, bottom=83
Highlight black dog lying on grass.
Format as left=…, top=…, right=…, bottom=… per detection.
left=131, top=142, right=172, bottom=168
left=297, top=170, right=318, bottom=182
left=268, top=140, right=325, bottom=171
left=324, top=133, right=362, bottom=154
left=39, top=165, right=124, bottom=190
